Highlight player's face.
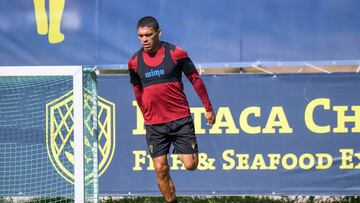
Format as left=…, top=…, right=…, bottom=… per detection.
left=137, top=26, right=161, bottom=53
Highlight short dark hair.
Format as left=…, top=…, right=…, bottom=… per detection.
left=137, top=16, right=160, bottom=31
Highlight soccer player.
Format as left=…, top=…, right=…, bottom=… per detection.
left=128, top=16, right=216, bottom=203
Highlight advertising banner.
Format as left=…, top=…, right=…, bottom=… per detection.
left=0, top=0, right=359, bottom=66
left=98, top=73, right=360, bottom=195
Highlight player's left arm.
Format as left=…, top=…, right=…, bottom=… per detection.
left=173, top=47, right=216, bottom=125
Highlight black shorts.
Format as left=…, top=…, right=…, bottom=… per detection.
left=145, top=115, right=198, bottom=158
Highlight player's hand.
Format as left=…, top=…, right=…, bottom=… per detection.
left=205, top=110, right=216, bottom=126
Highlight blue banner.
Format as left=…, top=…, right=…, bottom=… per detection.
left=0, top=0, right=360, bottom=66
left=98, top=73, right=360, bottom=195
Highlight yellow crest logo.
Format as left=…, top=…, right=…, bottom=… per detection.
left=46, top=91, right=116, bottom=184
left=148, top=145, right=153, bottom=154
left=192, top=142, right=196, bottom=150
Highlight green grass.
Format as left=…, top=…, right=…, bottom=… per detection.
left=100, top=196, right=360, bottom=203
left=2, top=196, right=360, bottom=203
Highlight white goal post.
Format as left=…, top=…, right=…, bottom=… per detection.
left=0, top=66, right=85, bottom=203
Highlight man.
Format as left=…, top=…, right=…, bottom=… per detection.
left=128, top=16, right=215, bottom=203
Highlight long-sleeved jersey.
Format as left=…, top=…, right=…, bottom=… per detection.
left=128, top=41, right=212, bottom=124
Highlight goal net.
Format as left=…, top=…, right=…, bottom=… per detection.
left=0, top=66, right=98, bottom=203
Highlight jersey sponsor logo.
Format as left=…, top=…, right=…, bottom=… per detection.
left=46, top=90, right=116, bottom=184
left=144, top=68, right=165, bottom=79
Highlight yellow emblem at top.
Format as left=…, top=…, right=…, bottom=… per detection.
left=33, top=0, right=65, bottom=44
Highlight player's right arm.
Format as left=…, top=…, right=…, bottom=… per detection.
left=128, top=55, right=144, bottom=113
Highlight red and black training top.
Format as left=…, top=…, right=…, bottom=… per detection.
left=128, top=41, right=213, bottom=124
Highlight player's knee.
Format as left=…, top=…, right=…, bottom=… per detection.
left=184, top=160, right=198, bottom=171
left=154, top=163, right=170, bottom=180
